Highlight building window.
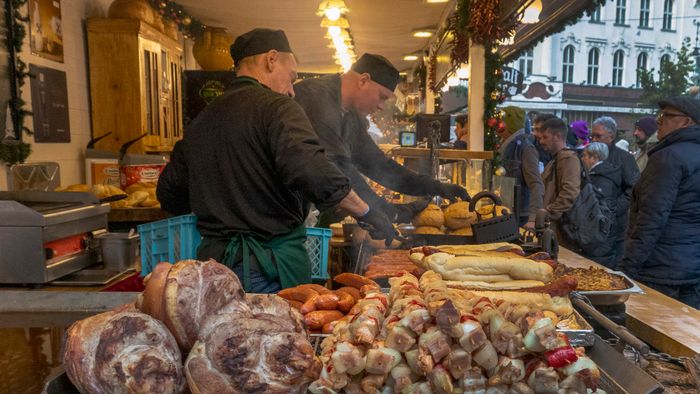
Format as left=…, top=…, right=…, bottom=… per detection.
left=636, top=52, right=648, bottom=87
left=663, top=0, right=674, bottom=30
left=639, top=0, right=650, bottom=28
left=590, top=5, right=602, bottom=22
left=659, top=54, right=671, bottom=78
left=612, top=50, right=624, bottom=86
left=615, top=0, right=626, bottom=25
left=587, top=48, right=600, bottom=85
left=562, top=45, right=575, bottom=83
left=518, top=48, right=534, bottom=76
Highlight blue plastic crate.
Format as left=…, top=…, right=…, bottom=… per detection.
left=138, top=214, right=331, bottom=281
left=138, top=214, right=201, bottom=276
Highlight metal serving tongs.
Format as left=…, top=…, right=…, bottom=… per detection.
left=570, top=292, right=650, bottom=356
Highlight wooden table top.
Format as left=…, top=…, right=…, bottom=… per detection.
left=558, top=248, right=700, bottom=357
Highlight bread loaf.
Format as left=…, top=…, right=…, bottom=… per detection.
left=444, top=201, right=477, bottom=230
left=412, top=204, right=444, bottom=228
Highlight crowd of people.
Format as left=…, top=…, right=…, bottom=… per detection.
left=495, top=103, right=700, bottom=308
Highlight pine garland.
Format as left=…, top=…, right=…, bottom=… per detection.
left=147, top=0, right=206, bottom=39
left=1, top=0, right=32, bottom=165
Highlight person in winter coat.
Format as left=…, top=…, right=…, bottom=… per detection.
left=581, top=142, right=622, bottom=267
left=537, top=116, right=581, bottom=248
left=633, top=116, right=659, bottom=172
left=498, top=106, right=544, bottom=227
left=619, top=96, right=700, bottom=309
left=591, top=116, right=641, bottom=264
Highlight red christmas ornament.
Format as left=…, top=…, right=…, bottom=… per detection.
left=498, top=120, right=506, bottom=130
left=487, top=118, right=498, bottom=128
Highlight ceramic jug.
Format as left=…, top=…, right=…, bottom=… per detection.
left=192, top=27, right=234, bottom=71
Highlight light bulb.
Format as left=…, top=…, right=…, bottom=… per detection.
left=325, top=7, right=342, bottom=21
left=327, top=26, right=342, bottom=37
left=403, top=55, right=419, bottom=61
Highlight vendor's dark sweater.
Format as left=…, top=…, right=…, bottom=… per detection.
left=294, top=74, right=441, bottom=217
left=157, top=77, right=350, bottom=239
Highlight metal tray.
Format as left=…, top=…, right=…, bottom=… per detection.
left=558, top=308, right=596, bottom=347
left=574, top=270, right=645, bottom=305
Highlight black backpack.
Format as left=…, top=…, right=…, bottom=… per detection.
left=556, top=153, right=613, bottom=251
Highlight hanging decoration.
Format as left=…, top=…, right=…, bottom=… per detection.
left=427, top=51, right=438, bottom=93
left=483, top=46, right=506, bottom=158
left=1, top=0, right=33, bottom=165
left=447, top=0, right=519, bottom=68
left=147, top=0, right=205, bottom=39
left=317, top=0, right=356, bottom=71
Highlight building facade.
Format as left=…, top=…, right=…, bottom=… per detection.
left=505, top=0, right=699, bottom=134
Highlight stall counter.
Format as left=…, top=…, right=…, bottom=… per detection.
left=558, top=247, right=700, bottom=357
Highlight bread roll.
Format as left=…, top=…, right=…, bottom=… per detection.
left=412, top=204, right=444, bottom=228
left=414, top=226, right=443, bottom=235
left=444, top=201, right=477, bottom=230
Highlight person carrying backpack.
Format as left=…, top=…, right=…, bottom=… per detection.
left=581, top=142, right=621, bottom=267
left=497, top=106, right=545, bottom=227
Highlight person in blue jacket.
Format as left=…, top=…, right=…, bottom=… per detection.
left=619, top=96, right=700, bottom=309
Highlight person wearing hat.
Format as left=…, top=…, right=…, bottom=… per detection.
left=619, top=96, right=700, bottom=308
left=497, top=106, right=544, bottom=227
left=591, top=116, right=640, bottom=264
left=569, top=120, right=590, bottom=148
left=157, top=29, right=396, bottom=293
left=633, top=116, right=659, bottom=172
left=293, top=54, right=469, bottom=226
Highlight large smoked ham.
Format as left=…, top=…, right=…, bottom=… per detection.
left=62, top=304, right=185, bottom=394
left=185, top=309, right=321, bottom=393
left=136, top=260, right=245, bottom=352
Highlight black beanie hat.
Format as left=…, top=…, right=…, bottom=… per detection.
left=230, top=28, right=293, bottom=64
left=351, top=53, right=400, bottom=91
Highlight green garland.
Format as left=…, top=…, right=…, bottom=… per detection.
left=147, top=0, right=206, bottom=39
left=1, top=0, right=32, bottom=165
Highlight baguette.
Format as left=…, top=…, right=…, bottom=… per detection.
left=425, top=252, right=553, bottom=282
left=445, top=279, right=545, bottom=290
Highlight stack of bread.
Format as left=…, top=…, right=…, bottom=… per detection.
left=444, top=201, right=477, bottom=236
left=57, top=182, right=160, bottom=208
left=412, top=203, right=444, bottom=234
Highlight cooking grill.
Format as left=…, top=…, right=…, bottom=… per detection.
left=0, top=191, right=110, bottom=284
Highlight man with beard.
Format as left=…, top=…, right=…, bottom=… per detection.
left=632, top=116, right=658, bottom=172
left=619, top=96, right=700, bottom=308
left=294, top=54, right=469, bottom=225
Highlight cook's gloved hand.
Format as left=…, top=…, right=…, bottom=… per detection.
left=357, top=208, right=398, bottom=247
left=436, top=182, right=470, bottom=203
left=391, top=197, right=431, bottom=223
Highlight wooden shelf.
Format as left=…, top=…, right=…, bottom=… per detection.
left=390, top=148, right=494, bottom=160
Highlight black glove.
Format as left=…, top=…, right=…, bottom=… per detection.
left=436, top=183, right=470, bottom=202
left=357, top=208, right=398, bottom=247
left=391, top=198, right=431, bottom=223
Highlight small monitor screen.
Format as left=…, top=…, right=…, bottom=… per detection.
left=399, top=131, right=417, bottom=147
left=415, top=114, right=451, bottom=143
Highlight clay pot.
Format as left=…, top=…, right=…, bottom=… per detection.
left=163, top=18, right=179, bottom=40
left=192, top=27, right=234, bottom=71
left=108, top=0, right=155, bottom=25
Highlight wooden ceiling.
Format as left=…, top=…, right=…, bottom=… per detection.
left=175, top=0, right=453, bottom=73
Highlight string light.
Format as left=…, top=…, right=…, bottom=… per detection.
left=317, top=0, right=355, bottom=71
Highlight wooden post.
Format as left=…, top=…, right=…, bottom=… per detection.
left=468, top=42, right=485, bottom=151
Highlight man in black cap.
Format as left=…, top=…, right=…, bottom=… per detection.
left=294, top=54, right=469, bottom=226
left=632, top=115, right=658, bottom=172
left=158, top=29, right=396, bottom=293
left=619, top=96, right=700, bottom=308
